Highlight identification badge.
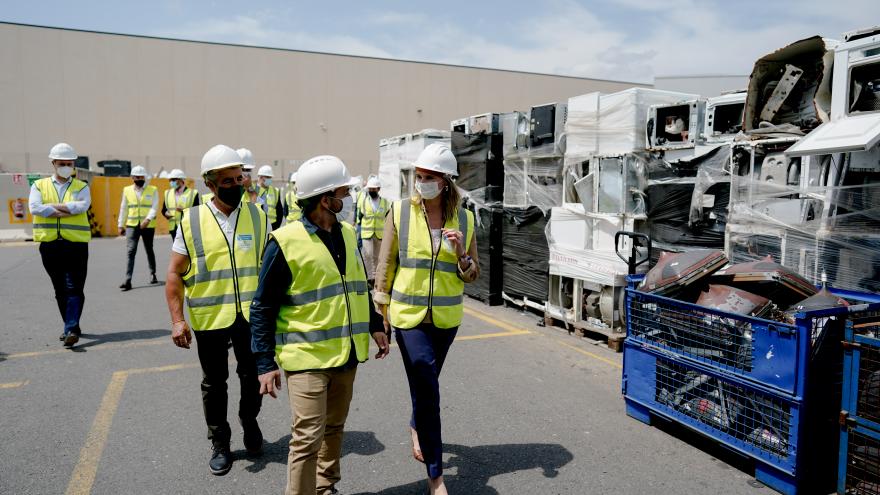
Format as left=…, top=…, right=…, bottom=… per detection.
left=236, top=233, right=253, bottom=251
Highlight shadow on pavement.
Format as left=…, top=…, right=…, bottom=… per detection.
left=350, top=442, right=573, bottom=495
left=70, top=328, right=168, bottom=352
left=243, top=431, right=386, bottom=474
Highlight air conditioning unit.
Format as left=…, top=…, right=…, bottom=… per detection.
left=703, top=92, right=746, bottom=143
left=646, top=99, right=706, bottom=151
left=528, top=102, right=567, bottom=153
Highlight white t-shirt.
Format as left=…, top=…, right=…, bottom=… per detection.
left=172, top=201, right=268, bottom=256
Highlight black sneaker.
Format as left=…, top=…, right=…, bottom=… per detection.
left=120, top=281, right=132, bottom=292
left=150, top=274, right=159, bottom=285
left=209, top=444, right=233, bottom=476
left=59, top=333, right=65, bottom=341
left=63, top=333, right=79, bottom=347
left=241, top=419, right=263, bottom=456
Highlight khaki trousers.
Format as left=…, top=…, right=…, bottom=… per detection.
left=285, top=367, right=357, bottom=495
left=361, top=236, right=381, bottom=282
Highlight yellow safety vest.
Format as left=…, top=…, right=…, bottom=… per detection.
left=358, top=194, right=389, bottom=239
left=389, top=200, right=474, bottom=329
left=164, top=187, right=198, bottom=230
left=202, top=192, right=214, bottom=202
left=123, top=185, right=158, bottom=228
left=285, top=190, right=302, bottom=222
left=259, top=185, right=281, bottom=224
left=180, top=203, right=267, bottom=331
left=273, top=221, right=371, bottom=372
left=32, top=177, right=92, bottom=243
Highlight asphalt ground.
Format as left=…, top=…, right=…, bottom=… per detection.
left=0, top=237, right=773, bottom=494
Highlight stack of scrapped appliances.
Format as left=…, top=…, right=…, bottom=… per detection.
left=623, top=240, right=880, bottom=494
left=377, top=130, right=451, bottom=202
left=498, top=102, right=567, bottom=310
left=451, top=113, right=504, bottom=306
left=544, top=87, right=706, bottom=349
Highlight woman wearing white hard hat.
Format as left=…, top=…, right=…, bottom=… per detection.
left=250, top=155, right=389, bottom=495
left=161, top=168, right=200, bottom=244
left=374, top=143, right=479, bottom=494
left=118, top=165, right=160, bottom=291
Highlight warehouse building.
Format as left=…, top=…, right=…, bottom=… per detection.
left=0, top=22, right=645, bottom=180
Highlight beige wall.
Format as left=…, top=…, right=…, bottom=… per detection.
left=0, top=23, right=645, bottom=180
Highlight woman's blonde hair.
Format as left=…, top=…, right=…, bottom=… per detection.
left=410, top=174, right=461, bottom=223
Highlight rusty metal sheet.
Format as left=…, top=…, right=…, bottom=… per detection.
left=696, top=285, right=772, bottom=316
left=711, top=255, right=817, bottom=308
left=639, top=249, right=728, bottom=296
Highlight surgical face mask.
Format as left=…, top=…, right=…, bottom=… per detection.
left=216, top=184, right=243, bottom=208
left=416, top=179, right=442, bottom=200
left=263, top=179, right=273, bottom=187
left=134, top=179, right=146, bottom=188
left=56, top=166, right=74, bottom=179
left=169, top=180, right=178, bottom=189
left=330, top=195, right=354, bottom=222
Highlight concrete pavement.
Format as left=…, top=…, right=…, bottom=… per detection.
left=0, top=237, right=768, bottom=494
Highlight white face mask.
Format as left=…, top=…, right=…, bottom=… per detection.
left=416, top=180, right=442, bottom=200
left=333, top=195, right=354, bottom=223
left=56, top=166, right=74, bottom=179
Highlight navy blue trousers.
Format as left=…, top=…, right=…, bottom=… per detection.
left=395, top=324, right=458, bottom=480
left=39, top=239, right=88, bottom=336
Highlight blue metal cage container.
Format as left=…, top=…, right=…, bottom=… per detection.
left=838, top=313, right=880, bottom=495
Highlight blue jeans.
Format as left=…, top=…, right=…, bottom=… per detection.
left=395, top=324, right=458, bottom=480
left=39, top=240, right=88, bottom=335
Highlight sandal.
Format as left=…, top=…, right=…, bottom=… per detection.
left=410, top=427, right=425, bottom=463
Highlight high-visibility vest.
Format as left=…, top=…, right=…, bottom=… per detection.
left=285, top=190, right=302, bottom=222
left=202, top=192, right=214, bottom=202
left=32, top=177, right=92, bottom=243
left=259, top=185, right=281, bottom=224
left=123, top=185, right=158, bottom=228
left=358, top=194, right=389, bottom=239
left=164, top=187, right=198, bottom=230
left=179, top=203, right=267, bottom=331
left=389, top=200, right=474, bottom=329
left=272, top=221, right=371, bottom=372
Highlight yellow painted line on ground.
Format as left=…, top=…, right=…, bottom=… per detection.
left=64, top=362, right=199, bottom=495
left=464, top=305, right=622, bottom=369
left=6, top=339, right=166, bottom=360
left=0, top=380, right=29, bottom=389
left=65, top=371, right=128, bottom=495
left=457, top=330, right=530, bottom=341
left=554, top=339, right=622, bottom=369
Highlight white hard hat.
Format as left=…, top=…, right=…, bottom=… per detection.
left=201, top=144, right=244, bottom=176
left=130, top=165, right=149, bottom=177
left=49, top=142, right=78, bottom=160
left=257, top=165, right=274, bottom=178
left=169, top=168, right=186, bottom=179
left=414, top=143, right=458, bottom=177
left=289, top=172, right=298, bottom=183
left=236, top=148, right=255, bottom=169
left=295, top=155, right=358, bottom=199
left=367, top=176, right=381, bottom=188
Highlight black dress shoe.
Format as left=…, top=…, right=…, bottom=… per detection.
left=120, top=281, right=132, bottom=291
left=150, top=274, right=159, bottom=284
left=59, top=333, right=65, bottom=341
left=209, top=444, right=233, bottom=475
left=241, top=419, right=263, bottom=455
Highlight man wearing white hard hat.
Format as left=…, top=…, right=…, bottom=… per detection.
left=118, top=165, right=160, bottom=291
left=356, top=175, right=389, bottom=286
left=283, top=171, right=302, bottom=223
left=236, top=148, right=263, bottom=209
left=162, top=168, right=200, bottom=243
left=165, top=144, right=269, bottom=476
left=256, top=165, right=283, bottom=230
left=250, top=155, right=390, bottom=495
left=29, top=142, right=92, bottom=347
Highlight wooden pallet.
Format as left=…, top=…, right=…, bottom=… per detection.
left=542, top=313, right=626, bottom=352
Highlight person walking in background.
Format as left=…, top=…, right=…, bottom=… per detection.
left=256, top=165, right=283, bottom=230
left=356, top=175, right=389, bottom=287
left=118, top=165, right=159, bottom=291
left=374, top=143, right=479, bottom=495
left=165, top=144, right=269, bottom=476
left=162, top=168, right=200, bottom=243
left=29, top=142, right=91, bottom=347
left=284, top=172, right=302, bottom=223
left=250, top=155, right=389, bottom=495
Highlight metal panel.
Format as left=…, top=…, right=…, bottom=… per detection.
left=786, top=114, right=880, bottom=156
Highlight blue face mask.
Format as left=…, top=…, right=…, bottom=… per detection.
left=263, top=179, right=273, bottom=187
left=169, top=180, right=178, bottom=189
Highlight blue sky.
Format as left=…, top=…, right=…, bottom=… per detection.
left=0, top=0, right=872, bottom=83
